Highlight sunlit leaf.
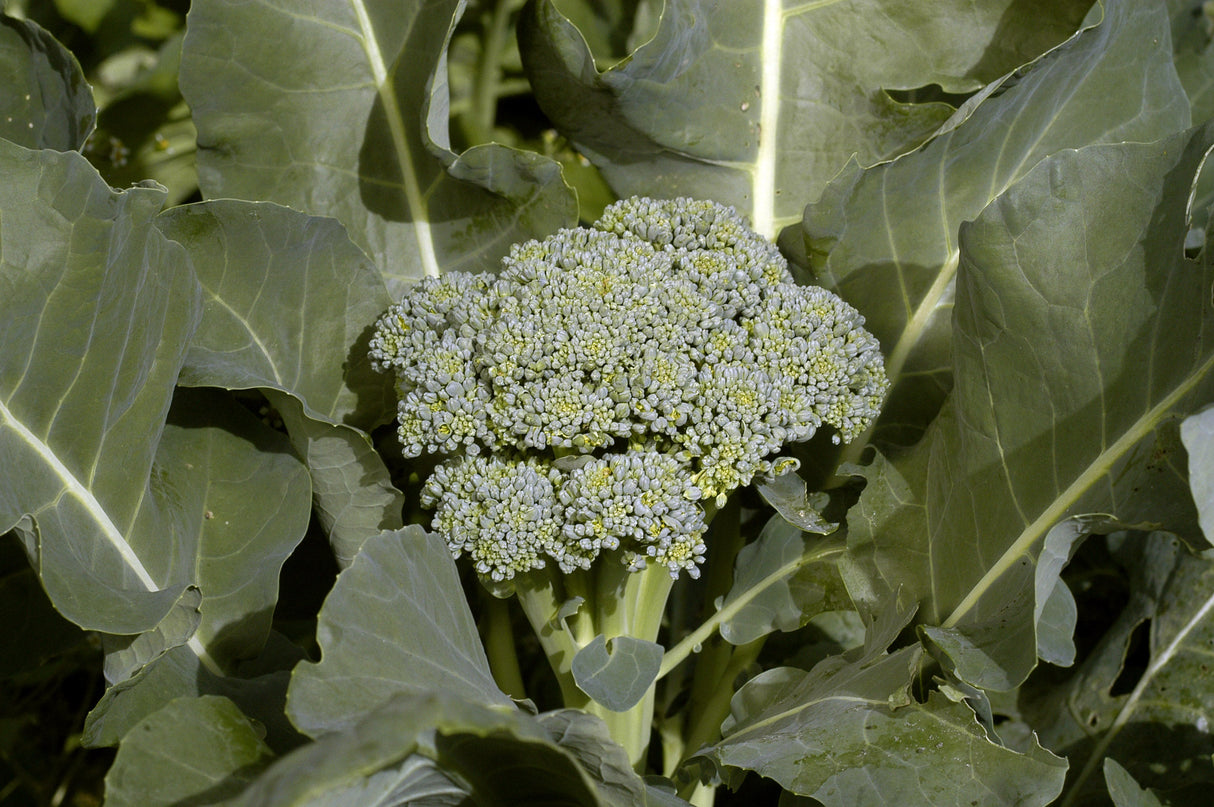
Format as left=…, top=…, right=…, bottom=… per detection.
left=0, top=140, right=200, bottom=634
left=848, top=124, right=1214, bottom=692
left=572, top=634, right=662, bottom=712
left=520, top=0, right=1089, bottom=239
left=802, top=0, right=1191, bottom=449
left=286, top=527, right=512, bottom=737
left=1182, top=404, right=1214, bottom=541
left=181, top=0, right=576, bottom=295
left=155, top=200, right=405, bottom=565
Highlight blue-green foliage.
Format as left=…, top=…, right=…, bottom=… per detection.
left=370, top=197, right=888, bottom=582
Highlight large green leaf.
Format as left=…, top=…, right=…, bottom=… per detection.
left=230, top=693, right=606, bottom=807
left=180, top=0, right=576, bottom=295
left=1022, top=534, right=1214, bottom=806
left=0, top=140, right=200, bottom=634
left=157, top=201, right=393, bottom=428
left=286, top=526, right=512, bottom=737
left=847, top=125, right=1214, bottom=693
left=81, top=388, right=310, bottom=749
left=519, top=0, right=1089, bottom=238
left=701, top=603, right=1068, bottom=806
left=104, top=695, right=274, bottom=807
left=155, top=200, right=405, bottom=566
left=0, top=13, right=94, bottom=150
left=802, top=0, right=1192, bottom=448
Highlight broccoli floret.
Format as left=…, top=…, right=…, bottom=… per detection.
left=370, top=196, right=888, bottom=583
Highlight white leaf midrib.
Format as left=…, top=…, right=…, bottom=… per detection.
left=942, top=349, right=1214, bottom=630
left=751, top=0, right=784, bottom=238
left=350, top=0, right=441, bottom=278
left=0, top=397, right=157, bottom=590
left=0, top=398, right=224, bottom=676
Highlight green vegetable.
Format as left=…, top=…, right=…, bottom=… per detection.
left=369, top=195, right=888, bottom=764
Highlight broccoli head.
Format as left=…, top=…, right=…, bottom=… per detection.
left=370, top=196, right=887, bottom=582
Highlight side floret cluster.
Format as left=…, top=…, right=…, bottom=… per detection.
left=370, top=197, right=888, bottom=582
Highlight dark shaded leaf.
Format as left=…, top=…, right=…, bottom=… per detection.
left=104, top=696, right=274, bottom=807
left=230, top=693, right=605, bottom=807
left=1022, top=534, right=1214, bottom=806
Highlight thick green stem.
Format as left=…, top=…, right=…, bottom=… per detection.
left=469, top=0, right=522, bottom=142
left=589, top=561, right=677, bottom=769
left=514, top=568, right=590, bottom=709
left=681, top=637, right=765, bottom=763
left=674, top=637, right=765, bottom=806
left=481, top=590, right=526, bottom=700
left=676, top=497, right=744, bottom=741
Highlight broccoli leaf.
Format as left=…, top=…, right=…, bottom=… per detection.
left=572, top=634, right=663, bottom=712
left=104, top=696, right=274, bottom=807
left=286, top=526, right=513, bottom=738
left=801, top=0, right=1191, bottom=448
left=1020, top=534, right=1214, bottom=805
left=755, top=471, right=836, bottom=534
left=0, top=13, right=94, bottom=150
left=0, top=140, right=200, bottom=635
left=180, top=0, right=576, bottom=295
left=231, top=693, right=608, bottom=807
left=536, top=709, right=655, bottom=806
left=1170, top=0, right=1214, bottom=125
left=848, top=124, right=1214, bottom=693
left=1182, top=404, right=1214, bottom=540
left=1103, top=758, right=1166, bottom=807
left=155, top=201, right=404, bottom=564
left=520, top=0, right=1089, bottom=239
left=700, top=601, right=1069, bottom=806
left=717, top=515, right=846, bottom=646
left=81, top=388, right=310, bottom=750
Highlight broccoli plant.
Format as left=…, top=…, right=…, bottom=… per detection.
left=369, top=195, right=888, bottom=771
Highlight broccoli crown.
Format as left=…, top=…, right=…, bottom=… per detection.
left=371, top=196, right=887, bottom=582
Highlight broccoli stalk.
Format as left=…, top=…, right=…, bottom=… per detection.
left=369, top=196, right=888, bottom=779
